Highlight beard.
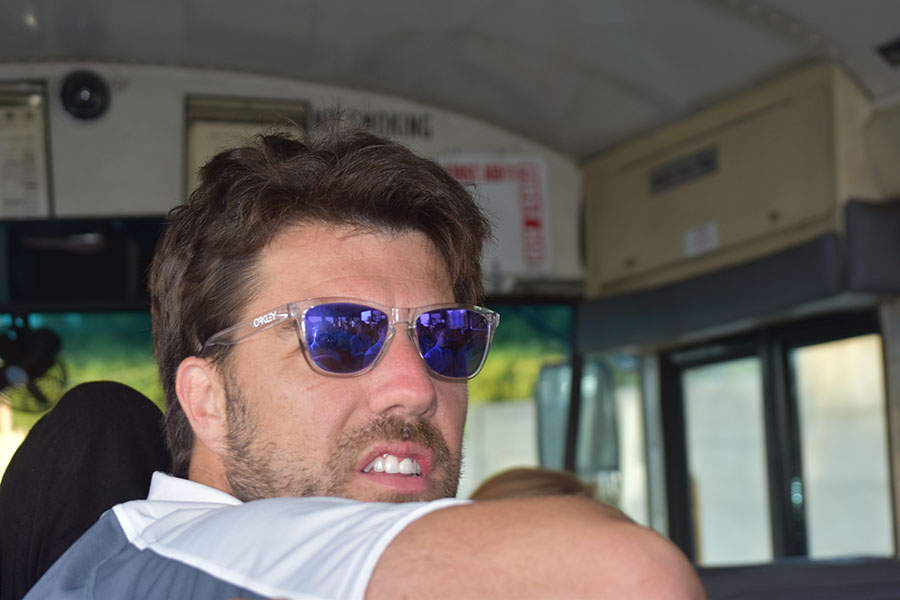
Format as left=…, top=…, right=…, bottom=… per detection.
left=221, top=376, right=462, bottom=503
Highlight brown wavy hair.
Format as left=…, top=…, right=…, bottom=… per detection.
left=470, top=467, right=596, bottom=501
left=149, top=122, right=492, bottom=477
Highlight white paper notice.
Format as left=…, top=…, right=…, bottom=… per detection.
left=0, top=104, right=50, bottom=217
left=438, top=155, right=551, bottom=280
left=683, top=221, right=720, bottom=257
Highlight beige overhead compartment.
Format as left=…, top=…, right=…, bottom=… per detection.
left=864, top=101, right=900, bottom=200
left=583, top=62, right=886, bottom=298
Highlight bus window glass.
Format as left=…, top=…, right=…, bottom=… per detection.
left=578, top=353, right=648, bottom=525
left=533, top=361, right=570, bottom=470
left=683, top=357, right=773, bottom=565
left=459, top=303, right=572, bottom=499
left=791, top=333, right=893, bottom=558
left=0, top=312, right=162, bottom=478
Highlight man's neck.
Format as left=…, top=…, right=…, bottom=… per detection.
left=188, top=446, right=232, bottom=495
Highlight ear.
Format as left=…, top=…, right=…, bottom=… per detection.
left=175, top=356, right=228, bottom=457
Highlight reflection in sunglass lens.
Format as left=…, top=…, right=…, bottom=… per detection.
left=304, top=303, right=389, bottom=373
left=415, top=309, right=489, bottom=378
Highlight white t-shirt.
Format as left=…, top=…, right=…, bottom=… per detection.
left=26, top=472, right=468, bottom=600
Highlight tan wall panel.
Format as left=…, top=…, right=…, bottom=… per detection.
left=584, top=63, right=882, bottom=297
left=864, top=104, right=900, bottom=200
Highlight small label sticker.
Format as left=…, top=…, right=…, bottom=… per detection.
left=683, top=221, right=720, bottom=257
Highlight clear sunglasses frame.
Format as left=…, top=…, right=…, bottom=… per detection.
left=199, top=297, right=500, bottom=380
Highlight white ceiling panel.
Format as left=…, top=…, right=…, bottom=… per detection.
left=1, top=0, right=898, bottom=159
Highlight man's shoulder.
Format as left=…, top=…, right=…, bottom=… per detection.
left=24, top=507, right=261, bottom=600
left=29, top=486, right=469, bottom=600
left=25, top=511, right=127, bottom=598
left=119, top=494, right=468, bottom=597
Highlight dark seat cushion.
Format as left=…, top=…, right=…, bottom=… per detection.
left=0, top=381, right=171, bottom=600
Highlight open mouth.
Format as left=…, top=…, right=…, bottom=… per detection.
left=362, top=454, right=423, bottom=476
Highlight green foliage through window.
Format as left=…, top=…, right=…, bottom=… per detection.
left=468, top=303, right=573, bottom=404
left=2, top=312, right=163, bottom=431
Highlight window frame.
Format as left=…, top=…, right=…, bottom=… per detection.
left=659, top=310, right=883, bottom=562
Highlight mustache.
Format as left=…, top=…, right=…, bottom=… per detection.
left=336, top=415, right=452, bottom=464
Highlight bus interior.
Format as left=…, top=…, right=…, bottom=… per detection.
left=2, top=1, right=900, bottom=597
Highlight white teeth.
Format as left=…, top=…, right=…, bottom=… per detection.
left=363, top=454, right=422, bottom=476
left=384, top=455, right=399, bottom=474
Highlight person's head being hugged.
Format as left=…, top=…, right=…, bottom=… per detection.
left=470, top=467, right=596, bottom=501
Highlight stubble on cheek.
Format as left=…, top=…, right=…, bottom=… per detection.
left=223, top=383, right=324, bottom=502
left=222, top=380, right=462, bottom=502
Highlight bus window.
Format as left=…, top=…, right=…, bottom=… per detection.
left=459, top=302, right=573, bottom=498
left=683, top=356, right=773, bottom=565
left=791, top=334, right=893, bottom=558
left=526, top=352, right=650, bottom=524
left=662, top=311, right=892, bottom=565
left=577, top=353, right=649, bottom=525
left=533, top=361, right=571, bottom=470
left=0, top=311, right=161, bottom=478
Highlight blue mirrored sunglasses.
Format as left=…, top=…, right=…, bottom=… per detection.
left=200, top=298, right=500, bottom=380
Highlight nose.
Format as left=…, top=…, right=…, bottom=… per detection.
left=365, top=325, right=438, bottom=418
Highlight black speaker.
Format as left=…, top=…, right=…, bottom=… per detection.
left=60, top=70, right=110, bottom=120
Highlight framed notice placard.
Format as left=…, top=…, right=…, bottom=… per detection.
left=185, top=96, right=310, bottom=198
left=439, top=154, right=551, bottom=278
left=0, top=81, right=51, bottom=217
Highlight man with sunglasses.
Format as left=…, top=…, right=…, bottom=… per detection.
left=26, top=124, right=704, bottom=599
